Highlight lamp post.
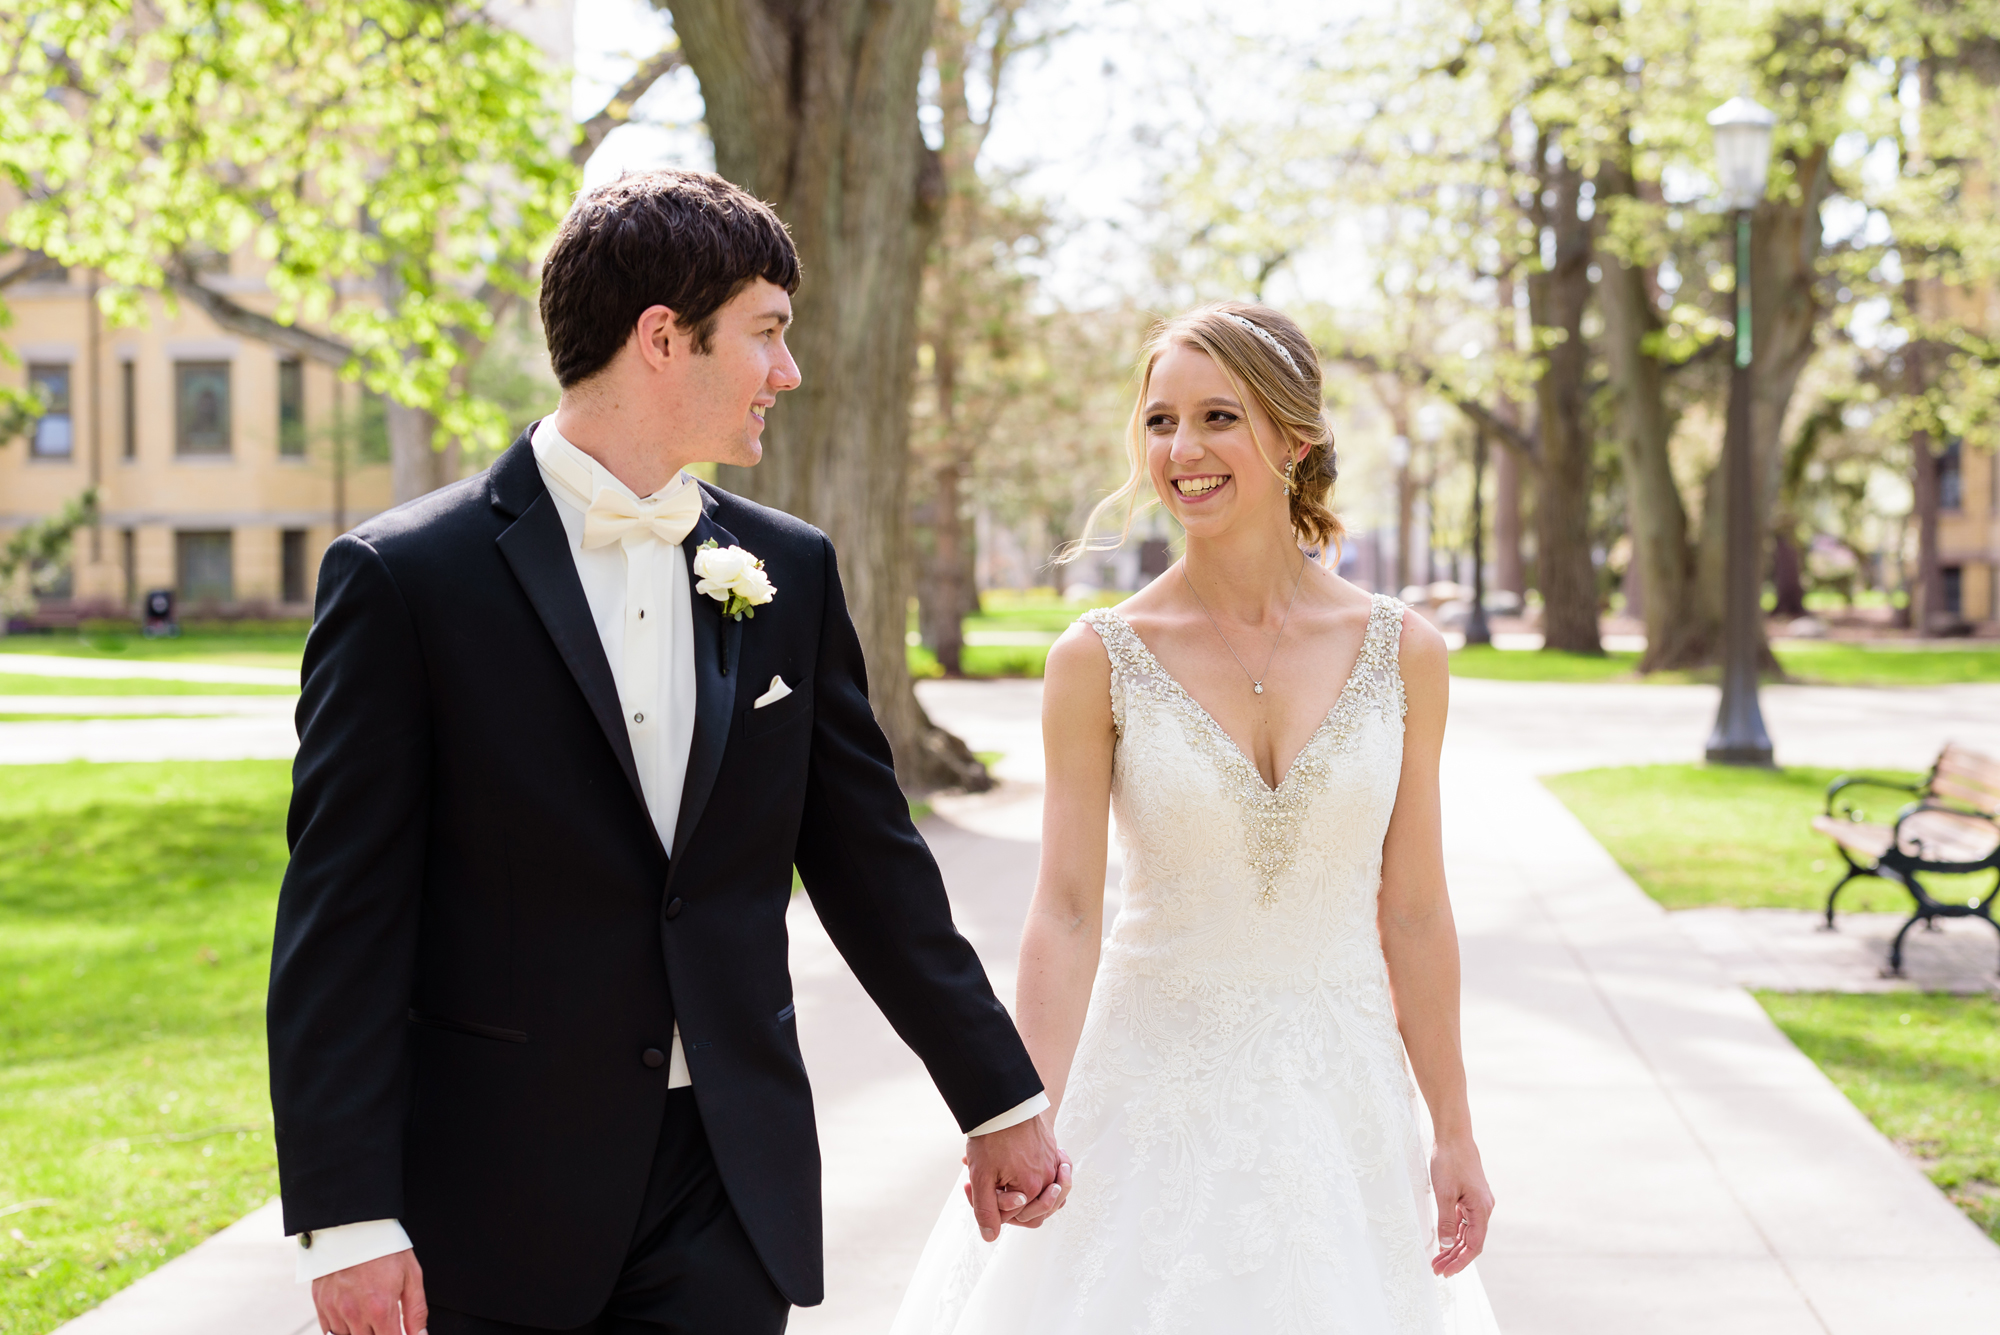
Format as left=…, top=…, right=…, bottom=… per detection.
left=1704, top=95, right=1777, bottom=766
left=1465, top=425, right=1493, bottom=646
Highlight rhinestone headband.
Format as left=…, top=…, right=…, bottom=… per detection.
left=1223, top=313, right=1303, bottom=379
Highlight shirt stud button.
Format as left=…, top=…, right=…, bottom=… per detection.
left=633, top=712, right=645, bottom=724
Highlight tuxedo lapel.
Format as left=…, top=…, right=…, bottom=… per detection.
left=491, top=447, right=656, bottom=847
left=671, top=487, right=743, bottom=866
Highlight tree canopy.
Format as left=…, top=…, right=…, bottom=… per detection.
left=0, top=0, right=573, bottom=447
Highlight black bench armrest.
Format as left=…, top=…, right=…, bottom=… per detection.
left=1825, top=774, right=1923, bottom=819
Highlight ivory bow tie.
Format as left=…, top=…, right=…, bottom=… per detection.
left=580, top=481, right=703, bottom=549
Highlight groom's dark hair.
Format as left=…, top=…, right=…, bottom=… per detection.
left=540, top=169, right=801, bottom=387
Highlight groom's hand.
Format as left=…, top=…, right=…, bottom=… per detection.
left=964, top=1113, right=1067, bottom=1243
left=313, top=1248, right=428, bottom=1335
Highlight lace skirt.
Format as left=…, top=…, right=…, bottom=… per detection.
left=890, top=963, right=1503, bottom=1335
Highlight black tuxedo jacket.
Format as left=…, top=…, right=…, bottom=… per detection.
left=267, top=430, right=1042, bottom=1325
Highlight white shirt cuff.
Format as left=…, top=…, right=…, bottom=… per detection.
left=294, top=1218, right=412, bottom=1283
left=966, top=1091, right=1049, bottom=1138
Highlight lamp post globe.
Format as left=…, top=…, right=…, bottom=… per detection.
left=1704, top=93, right=1778, bottom=767
left=1706, top=96, right=1777, bottom=211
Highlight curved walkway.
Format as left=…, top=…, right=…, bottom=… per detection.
left=45, top=674, right=2000, bottom=1335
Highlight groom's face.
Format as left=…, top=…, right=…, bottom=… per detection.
left=676, top=279, right=802, bottom=468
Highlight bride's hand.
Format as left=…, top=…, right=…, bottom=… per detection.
left=1429, top=1137, right=1493, bottom=1277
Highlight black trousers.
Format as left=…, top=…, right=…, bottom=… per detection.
left=430, top=1089, right=789, bottom=1335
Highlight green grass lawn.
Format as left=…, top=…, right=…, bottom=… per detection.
left=0, top=629, right=307, bottom=673
left=1447, top=646, right=1652, bottom=682
left=1760, top=991, right=2000, bottom=1242
left=1537, top=763, right=1979, bottom=912
left=909, top=590, right=1128, bottom=680
left=1449, top=640, right=2000, bottom=687
left=0, top=676, right=296, bottom=698
left=0, top=762, right=290, bottom=1334
left=0, top=715, right=225, bottom=724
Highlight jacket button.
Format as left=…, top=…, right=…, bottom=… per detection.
left=664, top=897, right=684, bottom=920
left=642, top=1048, right=666, bottom=1068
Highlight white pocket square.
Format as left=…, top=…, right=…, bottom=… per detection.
left=753, top=675, right=792, bottom=708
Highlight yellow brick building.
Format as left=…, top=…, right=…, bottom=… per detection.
left=4, top=263, right=393, bottom=616
left=0, top=0, right=572, bottom=621
left=1937, top=438, right=2000, bottom=625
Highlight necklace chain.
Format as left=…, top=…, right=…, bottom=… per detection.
left=1182, top=554, right=1307, bottom=696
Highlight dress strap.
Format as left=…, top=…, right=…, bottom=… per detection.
left=1077, top=607, right=1146, bottom=736
left=1357, top=594, right=1410, bottom=720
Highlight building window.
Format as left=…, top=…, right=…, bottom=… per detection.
left=281, top=529, right=308, bottom=604
left=1938, top=439, right=1963, bottom=513
left=176, top=529, right=234, bottom=604
left=278, top=358, right=306, bottom=457
left=121, top=360, right=137, bottom=459
left=121, top=528, right=136, bottom=606
left=28, top=363, right=72, bottom=458
left=175, top=361, right=232, bottom=456
left=1941, top=565, right=1963, bottom=618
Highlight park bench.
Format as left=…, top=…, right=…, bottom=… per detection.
left=1814, top=742, right=2000, bottom=976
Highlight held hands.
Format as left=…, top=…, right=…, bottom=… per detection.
left=1429, top=1137, right=1495, bottom=1278
left=313, top=1248, right=427, bottom=1335
left=963, top=1112, right=1070, bottom=1243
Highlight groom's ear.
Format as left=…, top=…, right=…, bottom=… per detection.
left=632, top=304, right=687, bottom=370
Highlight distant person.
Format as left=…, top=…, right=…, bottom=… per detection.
left=893, top=304, right=1501, bottom=1332
left=268, top=169, right=1068, bottom=1335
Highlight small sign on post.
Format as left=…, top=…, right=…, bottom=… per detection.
left=142, top=589, right=179, bottom=639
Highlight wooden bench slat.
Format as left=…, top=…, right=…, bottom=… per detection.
left=1937, top=743, right=2000, bottom=791
left=1931, top=773, right=2000, bottom=815
left=1897, top=810, right=2000, bottom=862
left=1812, top=815, right=1894, bottom=859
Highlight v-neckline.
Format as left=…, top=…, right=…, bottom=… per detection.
left=1098, top=598, right=1380, bottom=794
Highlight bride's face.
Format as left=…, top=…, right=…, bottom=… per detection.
left=1143, top=343, right=1294, bottom=538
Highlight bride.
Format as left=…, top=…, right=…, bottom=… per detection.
left=893, top=303, right=1500, bottom=1334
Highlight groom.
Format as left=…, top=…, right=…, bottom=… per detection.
left=268, top=169, right=1065, bottom=1335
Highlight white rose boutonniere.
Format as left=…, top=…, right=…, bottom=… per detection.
left=693, top=540, right=777, bottom=620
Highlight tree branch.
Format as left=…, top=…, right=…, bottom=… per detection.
left=575, top=44, right=686, bottom=168
left=1330, top=346, right=1541, bottom=461
left=166, top=262, right=353, bottom=366
left=0, top=252, right=64, bottom=290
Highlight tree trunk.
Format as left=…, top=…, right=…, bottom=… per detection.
left=1492, top=417, right=1524, bottom=598
left=388, top=401, right=442, bottom=504
left=1524, top=141, right=1602, bottom=654
left=1597, top=146, right=1706, bottom=670
left=668, top=0, right=988, bottom=792
left=1910, top=435, right=1943, bottom=629
left=919, top=456, right=973, bottom=674
left=1770, top=529, right=1807, bottom=619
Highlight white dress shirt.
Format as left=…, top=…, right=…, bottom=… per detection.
left=296, top=419, right=1044, bottom=1281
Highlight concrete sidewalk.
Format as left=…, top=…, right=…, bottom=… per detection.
left=49, top=673, right=2000, bottom=1335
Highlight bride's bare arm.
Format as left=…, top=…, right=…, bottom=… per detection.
left=1015, top=622, right=1116, bottom=1115
left=1378, top=611, right=1494, bottom=1277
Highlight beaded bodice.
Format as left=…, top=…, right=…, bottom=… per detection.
left=1078, top=594, right=1409, bottom=979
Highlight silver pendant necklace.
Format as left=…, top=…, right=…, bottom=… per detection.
left=1183, top=554, right=1307, bottom=695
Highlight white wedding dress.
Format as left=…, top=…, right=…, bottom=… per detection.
left=892, top=594, right=1500, bottom=1335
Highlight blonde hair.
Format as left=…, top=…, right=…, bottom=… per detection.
left=1060, top=302, right=1342, bottom=563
